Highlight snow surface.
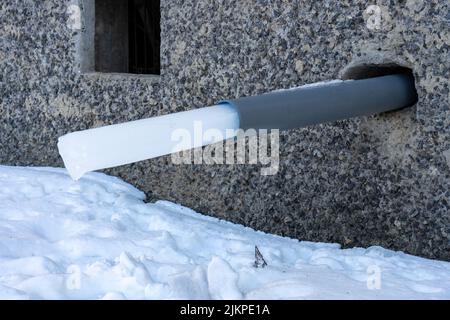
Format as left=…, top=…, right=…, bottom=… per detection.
left=0, top=165, right=450, bottom=300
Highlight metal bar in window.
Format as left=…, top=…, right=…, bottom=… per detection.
left=144, top=0, right=148, bottom=73
left=128, top=0, right=160, bottom=75
left=134, top=0, right=138, bottom=73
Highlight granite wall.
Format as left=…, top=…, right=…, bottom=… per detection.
left=0, top=0, right=449, bottom=260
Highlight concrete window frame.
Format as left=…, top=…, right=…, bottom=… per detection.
left=73, top=0, right=160, bottom=81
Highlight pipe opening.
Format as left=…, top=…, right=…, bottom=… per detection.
left=342, top=63, right=418, bottom=107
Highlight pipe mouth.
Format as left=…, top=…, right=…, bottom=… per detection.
left=341, top=63, right=418, bottom=107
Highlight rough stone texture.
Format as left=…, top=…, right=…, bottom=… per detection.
left=0, top=1, right=449, bottom=260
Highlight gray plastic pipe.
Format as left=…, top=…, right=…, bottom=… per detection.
left=220, top=74, right=417, bottom=131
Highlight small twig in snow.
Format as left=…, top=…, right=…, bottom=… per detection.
left=254, top=246, right=268, bottom=269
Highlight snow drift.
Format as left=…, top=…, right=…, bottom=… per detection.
left=0, top=166, right=449, bottom=300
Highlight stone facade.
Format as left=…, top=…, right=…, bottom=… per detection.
left=0, top=1, right=449, bottom=260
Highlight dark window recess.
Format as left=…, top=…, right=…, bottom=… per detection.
left=95, top=0, right=160, bottom=75
left=129, top=0, right=161, bottom=75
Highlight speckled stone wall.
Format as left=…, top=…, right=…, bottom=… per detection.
left=1, top=1, right=449, bottom=260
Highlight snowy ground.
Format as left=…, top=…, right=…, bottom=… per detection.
left=0, top=166, right=449, bottom=300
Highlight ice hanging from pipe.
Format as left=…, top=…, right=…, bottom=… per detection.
left=58, top=104, right=240, bottom=180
